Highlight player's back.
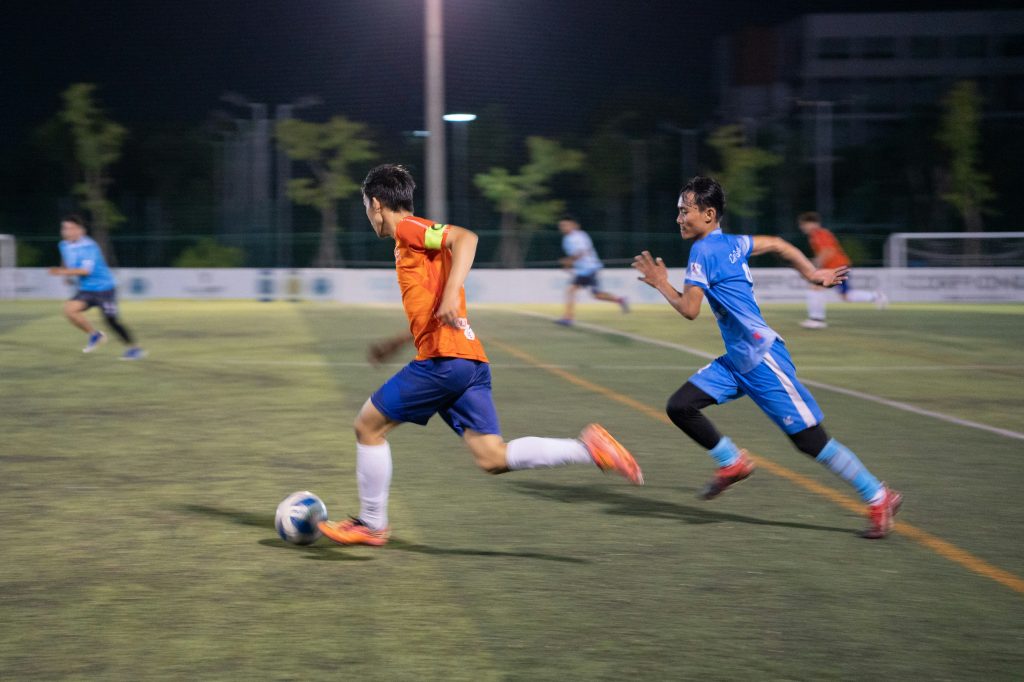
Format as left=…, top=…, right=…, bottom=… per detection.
left=809, top=227, right=850, bottom=269
left=393, top=216, right=488, bottom=363
left=563, top=230, right=602, bottom=274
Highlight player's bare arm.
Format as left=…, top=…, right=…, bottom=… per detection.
left=367, top=331, right=413, bottom=367
left=632, top=250, right=705, bottom=320
left=435, top=225, right=478, bottom=327
left=48, top=266, right=91, bottom=277
left=751, top=236, right=848, bottom=288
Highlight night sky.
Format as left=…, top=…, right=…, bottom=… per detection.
left=3, top=0, right=1012, bottom=148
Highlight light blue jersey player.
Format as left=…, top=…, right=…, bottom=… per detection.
left=48, top=214, right=144, bottom=360
left=632, top=176, right=901, bottom=539
left=556, top=215, right=628, bottom=325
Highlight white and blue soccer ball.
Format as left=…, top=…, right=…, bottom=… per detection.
left=275, top=491, right=328, bottom=545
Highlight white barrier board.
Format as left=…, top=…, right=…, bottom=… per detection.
left=8, top=267, right=1024, bottom=303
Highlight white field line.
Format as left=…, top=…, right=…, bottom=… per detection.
left=512, top=310, right=1024, bottom=442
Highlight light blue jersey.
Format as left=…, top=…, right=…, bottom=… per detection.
left=59, top=236, right=116, bottom=292
left=562, top=230, right=602, bottom=276
left=684, top=228, right=778, bottom=374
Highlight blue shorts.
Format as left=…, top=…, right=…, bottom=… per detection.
left=688, top=340, right=823, bottom=435
left=836, top=277, right=851, bottom=296
left=370, top=358, right=501, bottom=437
left=571, top=272, right=603, bottom=292
left=72, top=288, right=118, bottom=316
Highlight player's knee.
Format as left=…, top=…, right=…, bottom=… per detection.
left=62, top=301, right=79, bottom=317
left=789, top=424, right=830, bottom=457
left=353, top=415, right=384, bottom=445
left=666, top=391, right=701, bottom=423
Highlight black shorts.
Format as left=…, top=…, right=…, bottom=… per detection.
left=571, top=273, right=603, bottom=292
left=72, top=289, right=118, bottom=316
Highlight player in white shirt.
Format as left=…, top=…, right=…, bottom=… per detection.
left=556, top=216, right=629, bottom=325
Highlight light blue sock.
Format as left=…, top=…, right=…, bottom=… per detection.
left=708, top=437, right=741, bottom=468
left=815, top=439, right=883, bottom=503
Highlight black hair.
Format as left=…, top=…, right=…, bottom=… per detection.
left=680, top=176, right=726, bottom=220
left=798, top=211, right=822, bottom=224
left=558, top=214, right=579, bottom=224
left=361, top=164, right=415, bottom=212
left=61, top=213, right=86, bottom=228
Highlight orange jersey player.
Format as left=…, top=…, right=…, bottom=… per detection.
left=798, top=212, right=887, bottom=329
left=317, top=164, right=643, bottom=547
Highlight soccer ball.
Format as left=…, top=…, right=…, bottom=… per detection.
left=275, top=491, right=328, bottom=545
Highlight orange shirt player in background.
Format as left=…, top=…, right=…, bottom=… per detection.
left=317, top=164, right=643, bottom=546
left=798, top=211, right=887, bottom=329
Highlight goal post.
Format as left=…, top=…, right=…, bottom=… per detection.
left=885, top=232, right=1024, bottom=268
left=0, top=234, right=15, bottom=299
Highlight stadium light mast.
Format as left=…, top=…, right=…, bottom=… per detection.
left=425, top=0, right=447, bottom=221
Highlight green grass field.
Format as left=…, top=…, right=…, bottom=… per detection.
left=2, top=299, right=1022, bottom=680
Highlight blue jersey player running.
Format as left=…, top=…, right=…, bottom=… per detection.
left=632, top=177, right=901, bottom=538
left=48, top=214, right=144, bottom=360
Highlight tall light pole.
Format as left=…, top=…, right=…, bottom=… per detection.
left=798, top=100, right=834, bottom=223
left=659, top=122, right=699, bottom=186
left=444, top=113, right=476, bottom=226
left=425, top=0, right=447, bottom=221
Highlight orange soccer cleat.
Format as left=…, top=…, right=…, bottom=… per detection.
left=580, top=423, right=644, bottom=485
left=318, top=517, right=390, bottom=546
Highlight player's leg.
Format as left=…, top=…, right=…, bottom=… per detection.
left=557, top=283, right=580, bottom=325
left=448, top=361, right=642, bottom=483
left=318, top=398, right=401, bottom=546
left=64, top=296, right=108, bottom=352
left=744, top=342, right=901, bottom=537
left=320, top=360, right=440, bottom=546
left=670, top=362, right=756, bottom=499
left=97, top=288, right=146, bottom=358
left=801, top=285, right=828, bottom=329
left=590, top=275, right=629, bottom=312
left=63, top=298, right=96, bottom=334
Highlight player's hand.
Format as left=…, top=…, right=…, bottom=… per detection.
left=367, top=335, right=408, bottom=367
left=812, top=265, right=850, bottom=288
left=632, top=251, right=669, bottom=288
left=434, top=293, right=461, bottom=327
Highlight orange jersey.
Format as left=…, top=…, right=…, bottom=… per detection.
left=393, top=216, right=488, bottom=363
left=807, top=227, right=851, bottom=269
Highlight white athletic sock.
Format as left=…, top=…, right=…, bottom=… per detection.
left=505, top=437, right=593, bottom=470
left=356, top=441, right=392, bottom=530
left=845, top=290, right=874, bottom=303
left=807, top=289, right=827, bottom=320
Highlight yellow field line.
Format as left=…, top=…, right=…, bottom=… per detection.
left=490, top=338, right=1024, bottom=596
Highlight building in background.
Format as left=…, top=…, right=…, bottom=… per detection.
left=715, top=10, right=1024, bottom=226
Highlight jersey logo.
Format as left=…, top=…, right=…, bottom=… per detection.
left=728, top=244, right=743, bottom=264
left=690, top=262, right=702, bottom=276
left=454, top=316, right=476, bottom=340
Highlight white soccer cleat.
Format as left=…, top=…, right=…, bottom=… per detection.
left=874, top=291, right=889, bottom=310
left=799, top=318, right=828, bottom=329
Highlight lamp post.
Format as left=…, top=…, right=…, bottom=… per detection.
left=425, top=0, right=447, bottom=221
left=443, top=113, right=476, bottom=226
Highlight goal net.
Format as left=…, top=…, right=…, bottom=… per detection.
left=0, top=234, right=15, bottom=299
left=885, top=232, right=1024, bottom=267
